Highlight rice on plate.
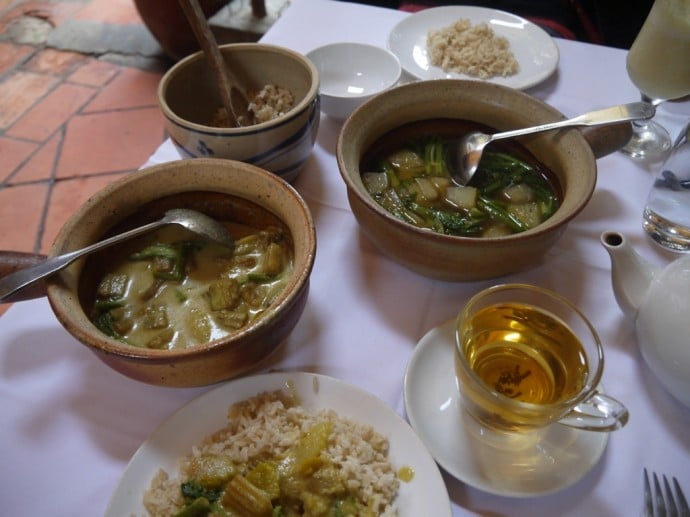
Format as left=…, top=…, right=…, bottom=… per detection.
left=143, top=389, right=400, bottom=516
left=427, top=18, right=519, bottom=78
left=105, top=373, right=451, bottom=517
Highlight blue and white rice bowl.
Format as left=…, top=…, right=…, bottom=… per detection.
left=158, top=43, right=320, bottom=183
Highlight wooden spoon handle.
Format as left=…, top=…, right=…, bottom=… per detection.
left=177, top=0, right=247, bottom=127
left=580, top=122, right=633, bottom=159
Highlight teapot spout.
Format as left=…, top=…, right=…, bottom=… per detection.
left=600, top=232, right=660, bottom=318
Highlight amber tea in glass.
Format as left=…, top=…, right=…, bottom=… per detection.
left=464, top=302, right=588, bottom=405
left=455, top=284, right=629, bottom=433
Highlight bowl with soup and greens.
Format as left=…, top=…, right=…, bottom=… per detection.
left=46, top=158, right=316, bottom=387
left=337, top=79, right=632, bottom=281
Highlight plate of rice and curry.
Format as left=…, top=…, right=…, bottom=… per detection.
left=387, top=5, right=559, bottom=90
left=105, top=372, right=452, bottom=517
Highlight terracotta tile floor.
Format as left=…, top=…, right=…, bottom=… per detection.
left=0, top=0, right=168, bottom=314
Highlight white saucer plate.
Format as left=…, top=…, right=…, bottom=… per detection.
left=388, top=6, right=559, bottom=90
left=106, top=371, right=452, bottom=516
left=403, top=318, right=608, bottom=497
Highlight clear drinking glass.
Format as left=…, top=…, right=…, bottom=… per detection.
left=622, top=0, right=690, bottom=160
left=643, top=121, right=690, bottom=252
left=454, top=284, right=628, bottom=434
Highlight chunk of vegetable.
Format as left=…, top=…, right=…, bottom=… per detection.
left=507, top=202, right=542, bottom=228
left=214, top=307, right=248, bottom=330
left=188, top=454, right=238, bottom=488
left=388, top=149, right=425, bottom=179
left=500, top=183, right=534, bottom=204
left=413, top=177, right=439, bottom=202
left=423, top=138, right=447, bottom=176
left=262, top=242, right=284, bottom=276
left=207, top=279, right=241, bottom=311
left=130, top=242, right=198, bottom=281
left=234, top=230, right=277, bottom=256
left=331, top=496, right=359, bottom=517
left=246, top=461, right=281, bottom=500
left=476, top=196, right=528, bottom=232
left=445, top=185, right=477, bottom=209
left=382, top=162, right=401, bottom=188
left=138, top=278, right=164, bottom=301
left=279, top=421, right=331, bottom=477
left=141, top=304, right=168, bottom=329
left=378, top=189, right=425, bottom=227
left=181, top=480, right=223, bottom=502
left=362, top=172, right=388, bottom=195
left=407, top=201, right=482, bottom=236
left=93, top=311, right=121, bottom=339
left=429, top=176, right=451, bottom=190
left=96, top=273, right=128, bottom=298
left=187, top=308, right=211, bottom=343
left=221, top=474, right=273, bottom=517
left=481, top=223, right=513, bottom=238
left=145, top=327, right=174, bottom=349
left=109, top=307, right=134, bottom=334
left=173, top=496, right=212, bottom=517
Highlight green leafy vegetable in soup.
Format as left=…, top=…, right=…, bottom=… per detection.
left=361, top=130, right=560, bottom=237
left=90, top=223, right=292, bottom=350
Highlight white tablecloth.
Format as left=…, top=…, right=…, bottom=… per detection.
left=1, top=1, right=689, bottom=515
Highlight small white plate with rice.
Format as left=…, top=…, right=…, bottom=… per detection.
left=105, top=371, right=452, bottom=516
left=388, top=5, right=559, bottom=90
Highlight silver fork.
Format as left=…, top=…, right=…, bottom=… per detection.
left=643, top=468, right=690, bottom=517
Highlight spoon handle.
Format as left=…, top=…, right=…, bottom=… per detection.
left=0, top=252, right=48, bottom=303
left=491, top=102, right=656, bottom=142
left=178, top=0, right=250, bottom=127
left=0, top=220, right=165, bottom=303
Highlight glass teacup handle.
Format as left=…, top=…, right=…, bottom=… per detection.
left=557, top=391, right=629, bottom=431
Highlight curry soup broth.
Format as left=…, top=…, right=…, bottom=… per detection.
left=79, top=192, right=294, bottom=350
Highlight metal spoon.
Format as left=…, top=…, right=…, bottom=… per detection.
left=0, top=209, right=234, bottom=304
left=453, top=101, right=656, bottom=186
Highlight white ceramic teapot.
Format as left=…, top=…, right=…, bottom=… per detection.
left=601, top=231, right=690, bottom=406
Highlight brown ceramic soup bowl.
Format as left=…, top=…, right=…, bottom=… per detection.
left=336, top=79, right=631, bottom=281
left=44, top=158, right=316, bottom=387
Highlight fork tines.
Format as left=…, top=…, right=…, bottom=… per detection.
left=644, top=468, right=690, bottom=517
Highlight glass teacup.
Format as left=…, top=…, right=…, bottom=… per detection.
left=455, top=284, right=629, bottom=433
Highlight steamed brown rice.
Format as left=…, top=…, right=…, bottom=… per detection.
left=427, top=18, right=519, bottom=78
left=249, top=84, right=295, bottom=123
left=143, top=389, right=400, bottom=516
left=210, top=84, right=295, bottom=127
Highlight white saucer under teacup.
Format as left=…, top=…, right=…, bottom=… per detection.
left=403, top=318, right=609, bottom=497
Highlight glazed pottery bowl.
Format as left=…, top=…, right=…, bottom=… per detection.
left=158, top=43, right=320, bottom=183
left=46, top=158, right=316, bottom=387
left=306, top=42, right=401, bottom=120
left=336, top=79, right=631, bottom=281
